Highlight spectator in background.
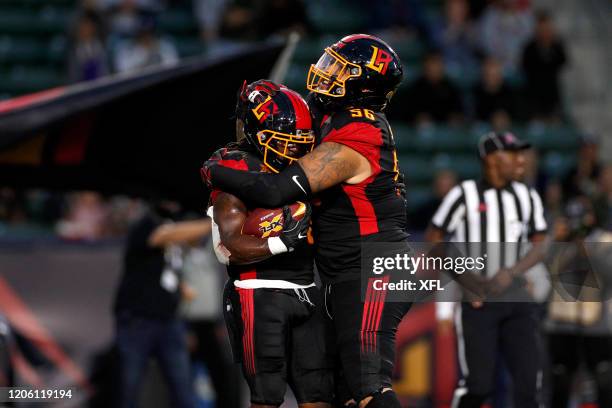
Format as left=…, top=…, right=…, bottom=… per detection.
left=473, top=57, right=517, bottom=124
left=114, top=15, right=178, bottom=72
left=431, top=0, right=479, bottom=78
left=256, top=0, right=310, bottom=38
left=409, top=169, right=458, bottom=230
left=68, top=11, right=110, bottom=83
left=594, top=165, right=612, bottom=231
left=180, top=238, right=241, bottom=408
left=56, top=192, right=109, bottom=240
left=563, top=134, right=602, bottom=200
left=544, top=180, right=564, bottom=223
left=521, top=11, right=567, bottom=120
left=360, top=0, right=430, bottom=42
left=107, top=0, right=143, bottom=38
left=113, top=200, right=211, bottom=408
left=218, top=1, right=257, bottom=41
left=479, top=0, right=534, bottom=75
left=193, top=0, right=227, bottom=43
left=407, top=51, right=464, bottom=125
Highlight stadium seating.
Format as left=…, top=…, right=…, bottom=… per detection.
left=0, top=0, right=584, bottom=217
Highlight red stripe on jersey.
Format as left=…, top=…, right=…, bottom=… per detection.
left=283, top=89, right=311, bottom=130
left=323, top=122, right=383, bottom=168
left=371, top=275, right=389, bottom=350
left=238, top=288, right=256, bottom=376
left=361, top=278, right=374, bottom=353
left=342, top=183, right=379, bottom=235
left=240, top=271, right=257, bottom=280
left=326, top=121, right=383, bottom=236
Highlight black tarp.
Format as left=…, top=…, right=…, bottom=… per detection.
left=0, top=41, right=284, bottom=210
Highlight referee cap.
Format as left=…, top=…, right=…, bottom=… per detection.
left=478, top=131, right=531, bottom=159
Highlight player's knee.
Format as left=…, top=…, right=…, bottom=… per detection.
left=361, top=390, right=401, bottom=408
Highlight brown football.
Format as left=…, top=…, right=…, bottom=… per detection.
left=241, top=201, right=307, bottom=238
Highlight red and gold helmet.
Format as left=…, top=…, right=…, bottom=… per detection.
left=307, top=34, right=403, bottom=111
left=237, top=80, right=314, bottom=173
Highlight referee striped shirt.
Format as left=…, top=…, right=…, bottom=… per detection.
left=431, top=179, right=547, bottom=275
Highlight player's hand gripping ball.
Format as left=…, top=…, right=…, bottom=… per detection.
left=241, top=201, right=308, bottom=239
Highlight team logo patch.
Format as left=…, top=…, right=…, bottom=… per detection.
left=251, top=96, right=279, bottom=123
left=259, top=214, right=283, bottom=238
left=366, top=45, right=393, bottom=75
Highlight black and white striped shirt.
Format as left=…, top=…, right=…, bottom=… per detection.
left=431, top=179, right=547, bottom=275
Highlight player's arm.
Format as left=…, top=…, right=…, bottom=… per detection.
left=148, top=219, right=212, bottom=247
left=211, top=191, right=310, bottom=265
left=212, top=192, right=277, bottom=265
left=490, top=188, right=549, bottom=293
left=202, top=141, right=369, bottom=208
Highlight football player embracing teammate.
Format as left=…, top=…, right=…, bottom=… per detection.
left=203, top=35, right=411, bottom=408
left=205, top=81, right=334, bottom=408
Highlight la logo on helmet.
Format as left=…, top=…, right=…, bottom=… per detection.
left=251, top=95, right=279, bottom=123
left=366, top=46, right=392, bottom=75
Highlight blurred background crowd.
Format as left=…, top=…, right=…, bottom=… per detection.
left=0, top=0, right=610, bottom=239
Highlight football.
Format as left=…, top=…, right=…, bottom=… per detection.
left=241, top=201, right=307, bottom=238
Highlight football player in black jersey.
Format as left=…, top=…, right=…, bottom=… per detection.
left=205, top=81, right=333, bottom=408
left=202, top=35, right=411, bottom=408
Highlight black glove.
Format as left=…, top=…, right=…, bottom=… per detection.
left=279, top=203, right=311, bottom=252
left=201, top=150, right=224, bottom=189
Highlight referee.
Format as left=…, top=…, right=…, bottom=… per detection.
left=426, top=132, right=548, bottom=408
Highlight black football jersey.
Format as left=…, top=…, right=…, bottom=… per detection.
left=311, top=109, right=408, bottom=283
left=208, top=143, right=314, bottom=284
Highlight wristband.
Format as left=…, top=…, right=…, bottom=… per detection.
left=267, top=236, right=288, bottom=255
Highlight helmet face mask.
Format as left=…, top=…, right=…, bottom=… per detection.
left=307, top=47, right=362, bottom=98
left=306, top=34, right=403, bottom=112
left=257, top=129, right=314, bottom=173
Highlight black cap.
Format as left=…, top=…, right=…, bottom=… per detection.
left=478, top=132, right=531, bottom=159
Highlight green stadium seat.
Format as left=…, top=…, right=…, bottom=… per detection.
left=284, top=63, right=308, bottom=94
left=46, top=35, right=67, bottom=66
left=407, top=185, right=433, bottom=210
left=0, top=0, right=73, bottom=7
left=433, top=153, right=480, bottom=180
left=388, top=38, right=424, bottom=64
left=159, top=9, right=198, bottom=35
left=398, top=154, right=433, bottom=184
left=524, top=124, right=580, bottom=151
left=0, top=66, right=63, bottom=95
left=0, top=8, right=69, bottom=35
left=293, top=37, right=327, bottom=65
left=542, top=152, right=576, bottom=178
left=308, top=0, right=366, bottom=34
left=391, top=122, right=418, bottom=152
left=173, top=36, right=205, bottom=58
left=0, top=37, right=46, bottom=64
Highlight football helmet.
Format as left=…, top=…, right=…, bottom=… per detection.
left=307, top=34, right=403, bottom=111
left=236, top=80, right=315, bottom=173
